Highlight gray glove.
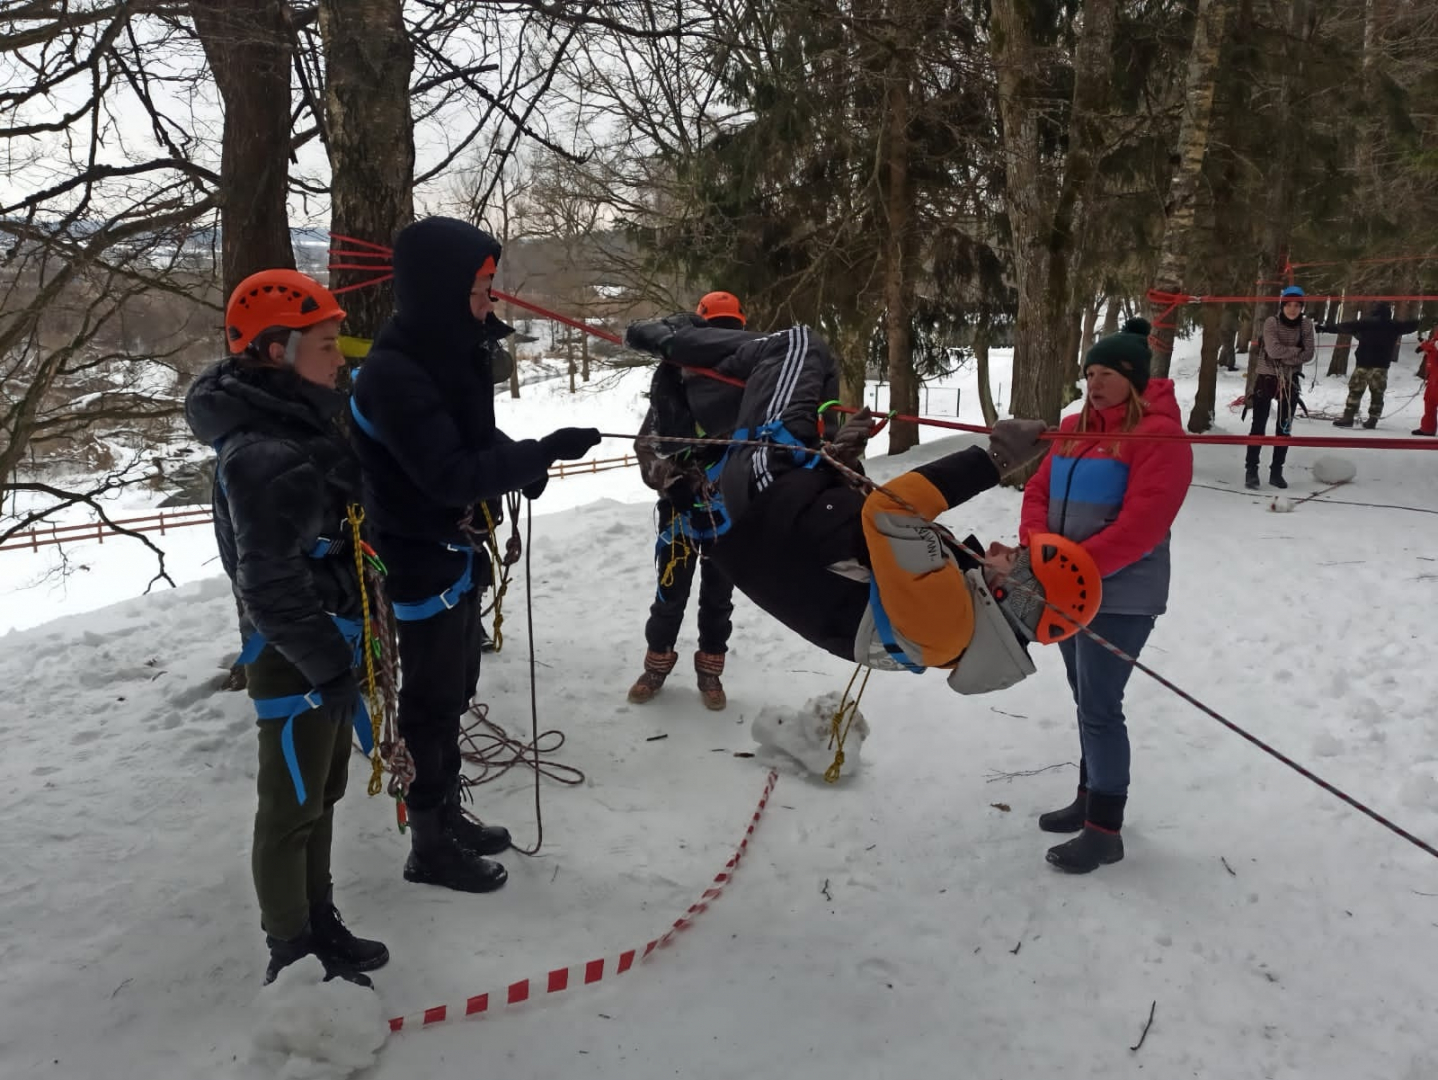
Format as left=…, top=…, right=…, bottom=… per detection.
left=828, top=407, right=875, bottom=467
left=987, top=419, right=1051, bottom=473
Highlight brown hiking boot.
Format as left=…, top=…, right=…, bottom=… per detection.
left=627, top=650, right=678, bottom=704
left=695, top=651, right=727, bottom=711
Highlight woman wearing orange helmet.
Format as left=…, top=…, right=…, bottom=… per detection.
left=186, top=268, right=387, bottom=985
left=1010, top=318, right=1193, bottom=874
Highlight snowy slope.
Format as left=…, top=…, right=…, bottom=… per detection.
left=2, top=345, right=1438, bottom=1080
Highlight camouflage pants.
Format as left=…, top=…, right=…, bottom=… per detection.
left=1344, top=367, right=1387, bottom=418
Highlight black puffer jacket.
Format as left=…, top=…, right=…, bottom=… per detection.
left=1319, top=304, right=1421, bottom=369
left=351, top=217, right=551, bottom=600
left=186, top=359, right=363, bottom=690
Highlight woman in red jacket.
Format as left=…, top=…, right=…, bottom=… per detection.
left=1016, top=318, right=1193, bottom=873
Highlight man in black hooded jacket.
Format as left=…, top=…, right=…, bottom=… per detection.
left=351, top=216, right=600, bottom=894
left=1320, top=302, right=1421, bottom=428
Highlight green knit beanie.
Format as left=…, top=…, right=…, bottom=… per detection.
left=1084, top=317, right=1152, bottom=392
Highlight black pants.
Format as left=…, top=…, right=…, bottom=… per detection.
left=1245, top=372, right=1299, bottom=469
left=395, top=588, right=482, bottom=812
left=644, top=502, right=734, bottom=655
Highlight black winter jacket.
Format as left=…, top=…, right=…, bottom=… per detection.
left=351, top=217, right=550, bottom=600
left=1319, top=306, right=1421, bottom=368
left=186, top=359, right=363, bottom=690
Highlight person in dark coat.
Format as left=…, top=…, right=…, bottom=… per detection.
left=626, top=291, right=751, bottom=710
left=1245, top=285, right=1314, bottom=490
left=623, top=317, right=1091, bottom=700
left=350, top=216, right=600, bottom=894
left=186, top=268, right=387, bottom=986
left=1319, top=302, right=1421, bottom=428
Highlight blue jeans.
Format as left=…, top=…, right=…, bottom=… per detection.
left=1057, top=613, right=1156, bottom=798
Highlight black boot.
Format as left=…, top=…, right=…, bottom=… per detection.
left=1268, top=466, right=1287, bottom=489
left=1045, top=792, right=1126, bottom=874
left=1333, top=413, right=1355, bottom=428
left=1362, top=416, right=1378, bottom=430
left=1244, top=466, right=1260, bottom=491
left=1038, top=787, right=1087, bottom=833
left=310, top=889, right=389, bottom=973
left=264, top=925, right=373, bottom=988
left=404, top=806, right=509, bottom=893
left=441, top=780, right=512, bottom=857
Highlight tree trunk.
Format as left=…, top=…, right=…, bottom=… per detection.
left=319, top=0, right=414, bottom=342
left=973, top=313, right=999, bottom=426
left=1149, top=0, right=1231, bottom=375
left=1101, top=296, right=1120, bottom=335
left=991, top=0, right=1116, bottom=444
left=1188, top=301, right=1224, bottom=432
left=882, top=18, right=918, bottom=455
left=1081, top=299, right=1100, bottom=355
left=1328, top=292, right=1358, bottom=376
left=509, top=357, right=520, bottom=399
left=190, top=0, right=295, bottom=298
left=581, top=323, right=591, bottom=383
left=1236, top=307, right=1253, bottom=355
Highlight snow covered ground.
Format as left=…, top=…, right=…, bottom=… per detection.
left=2, top=338, right=1437, bottom=1079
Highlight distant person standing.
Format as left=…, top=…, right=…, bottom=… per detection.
left=1414, top=326, right=1438, bottom=437
left=1245, top=285, right=1314, bottom=490
left=1320, top=303, right=1420, bottom=429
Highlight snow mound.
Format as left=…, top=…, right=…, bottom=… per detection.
left=751, top=692, right=871, bottom=779
left=248, top=957, right=388, bottom=1080
left=1312, top=455, right=1357, bottom=485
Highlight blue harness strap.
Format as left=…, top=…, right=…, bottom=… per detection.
left=389, top=544, right=475, bottom=621
left=253, top=690, right=373, bottom=805
left=754, top=418, right=821, bottom=469
left=868, top=578, right=926, bottom=674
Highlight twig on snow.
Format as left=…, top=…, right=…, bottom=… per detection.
left=1221, top=857, right=1237, bottom=877
left=985, top=762, right=1077, bottom=784
left=821, top=879, right=832, bottom=902
left=1130, top=1001, right=1157, bottom=1052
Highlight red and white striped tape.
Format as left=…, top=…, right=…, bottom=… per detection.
left=387, top=768, right=779, bottom=1033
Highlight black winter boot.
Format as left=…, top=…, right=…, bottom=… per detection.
left=1045, top=792, right=1126, bottom=874
left=1038, top=788, right=1088, bottom=834
left=1244, top=466, right=1260, bottom=491
left=1362, top=416, right=1378, bottom=430
left=404, top=806, right=509, bottom=893
left=264, top=925, right=373, bottom=988
left=1333, top=413, right=1355, bottom=428
left=310, top=889, right=389, bottom=973
left=441, top=779, right=512, bottom=856
left=1268, top=466, right=1287, bottom=489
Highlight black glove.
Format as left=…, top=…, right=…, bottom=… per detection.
left=523, top=474, right=549, bottom=500
left=539, top=427, right=602, bottom=463
left=624, top=312, right=706, bottom=358
left=316, top=669, right=360, bottom=728
left=986, top=419, right=1051, bottom=473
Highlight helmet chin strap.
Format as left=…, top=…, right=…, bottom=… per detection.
left=283, top=329, right=303, bottom=366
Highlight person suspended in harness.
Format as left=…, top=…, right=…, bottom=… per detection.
left=627, top=291, right=752, bottom=710
left=623, top=317, right=1100, bottom=696
left=1245, top=285, right=1315, bottom=490
left=185, top=269, right=387, bottom=987
left=349, top=216, right=600, bottom=895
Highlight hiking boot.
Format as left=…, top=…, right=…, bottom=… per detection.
left=264, top=925, right=373, bottom=988
left=627, top=649, right=678, bottom=704
left=441, top=780, right=511, bottom=857
left=1268, top=466, right=1287, bottom=489
left=1244, top=466, right=1260, bottom=491
left=1362, top=416, right=1378, bottom=430
left=695, top=651, right=727, bottom=711
left=1412, top=428, right=1436, bottom=437
left=403, top=807, right=508, bottom=893
left=309, top=889, right=389, bottom=973
left=1038, top=788, right=1087, bottom=834
left=479, top=625, right=496, bottom=653
left=1333, top=414, right=1355, bottom=428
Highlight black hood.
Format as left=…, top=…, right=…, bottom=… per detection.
left=1371, top=302, right=1393, bottom=320
left=185, top=358, right=344, bottom=446
left=391, top=216, right=506, bottom=348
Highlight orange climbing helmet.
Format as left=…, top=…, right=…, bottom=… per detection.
left=1022, top=533, right=1101, bottom=644
left=225, top=269, right=346, bottom=354
left=695, top=290, right=746, bottom=326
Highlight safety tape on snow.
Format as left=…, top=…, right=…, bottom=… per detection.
left=385, top=768, right=779, bottom=1033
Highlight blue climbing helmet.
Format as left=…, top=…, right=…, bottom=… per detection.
left=1280, top=285, right=1305, bottom=300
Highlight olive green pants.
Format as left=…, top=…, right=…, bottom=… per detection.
left=251, top=699, right=352, bottom=940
